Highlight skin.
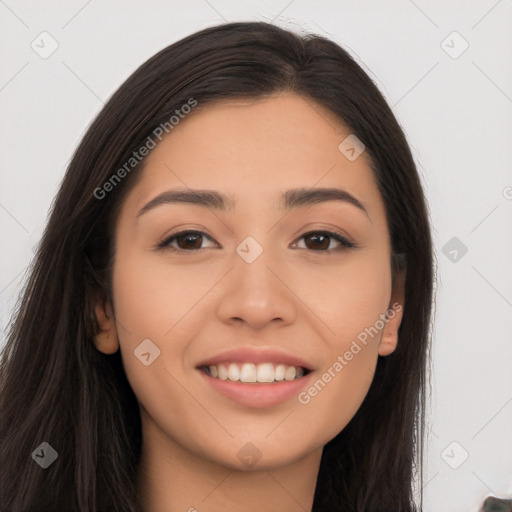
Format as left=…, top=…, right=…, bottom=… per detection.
left=94, top=93, right=405, bottom=512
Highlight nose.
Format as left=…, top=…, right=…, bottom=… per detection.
left=215, top=243, right=297, bottom=331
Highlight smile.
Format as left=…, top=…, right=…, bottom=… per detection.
left=199, top=362, right=310, bottom=383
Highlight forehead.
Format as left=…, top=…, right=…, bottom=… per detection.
left=126, top=93, right=384, bottom=218
left=146, top=94, right=360, bottom=172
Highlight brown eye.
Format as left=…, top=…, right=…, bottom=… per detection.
left=294, top=231, right=355, bottom=251
left=158, top=229, right=356, bottom=253
left=303, top=233, right=330, bottom=250
left=159, top=231, right=217, bottom=251
left=175, top=232, right=203, bottom=250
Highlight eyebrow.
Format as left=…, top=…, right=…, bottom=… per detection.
left=136, top=187, right=370, bottom=221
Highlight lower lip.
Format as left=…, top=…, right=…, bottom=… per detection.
left=198, top=369, right=313, bottom=408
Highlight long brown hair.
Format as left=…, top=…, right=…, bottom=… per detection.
left=0, top=21, right=434, bottom=511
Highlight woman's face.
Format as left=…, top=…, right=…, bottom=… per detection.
left=96, top=93, right=404, bottom=471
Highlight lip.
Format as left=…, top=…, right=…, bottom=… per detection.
left=195, top=346, right=313, bottom=371
left=198, top=368, right=314, bottom=408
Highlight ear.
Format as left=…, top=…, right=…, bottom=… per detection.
left=93, top=298, right=119, bottom=354
left=378, top=268, right=405, bottom=357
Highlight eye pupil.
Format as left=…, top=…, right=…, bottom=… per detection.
left=177, top=232, right=202, bottom=249
left=305, top=233, right=329, bottom=250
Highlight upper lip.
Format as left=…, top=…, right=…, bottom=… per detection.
left=196, top=346, right=313, bottom=371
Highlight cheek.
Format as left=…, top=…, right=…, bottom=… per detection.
left=112, top=251, right=196, bottom=336
left=111, top=250, right=221, bottom=396
left=298, top=351, right=377, bottom=428
left=109, top=251, right=184, bottom=385
left=290, top=248, right=390, bottom=420
left=291, top=248, right=392, bottom=342
left=110, top=254, right=208, bottom=435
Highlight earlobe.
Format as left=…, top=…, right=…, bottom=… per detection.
left=93, top=300, right=119, bottom=354
left=378, top=303, right=403, bottom=356
left=378, top=268, right=405, bottom=357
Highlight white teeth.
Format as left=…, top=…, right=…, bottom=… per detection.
left=284, top=366, right=296, bottom=381
left=256, top=362, right=274, bottom=382
left=240, top=363, right=257, bottom=382
left=228, top=363, right=240, bottom=381
left=204, top=362, right=307, bottom=382
left=217, top=364, right=228, bottom=380
left=274, top=364, right=286, bottom=381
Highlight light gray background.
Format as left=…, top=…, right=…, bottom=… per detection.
left=1, top=1, right=511, bottom=511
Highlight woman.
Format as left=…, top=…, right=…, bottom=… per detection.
left=0, top=21, right=434, bottom=511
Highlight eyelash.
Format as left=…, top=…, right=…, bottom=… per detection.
left=156, top=229, right=358, bottom=253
